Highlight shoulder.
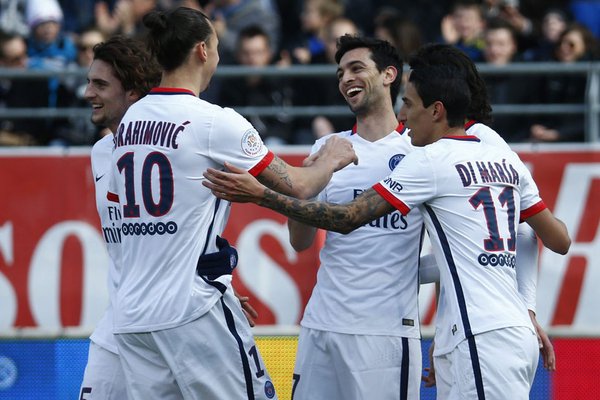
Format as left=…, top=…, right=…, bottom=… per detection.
left=467, top=122, right=511, bottom=151
left=91, top=134, right=114, bottom=157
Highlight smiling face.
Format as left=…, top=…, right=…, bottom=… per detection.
left=336, top=47, right=393, bottom=116
left=84, top=59, right=138, bottom=132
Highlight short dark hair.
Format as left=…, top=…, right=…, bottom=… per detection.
left=93, top=35, right=162, bottom=97
left=237, top=25, right=270, bottom=45
left=407, top=61, right=471, bottom=127
left=410, top=43, right=492, bottom=124
left=335, top=34, right=403, bottom=105
left=143, top=7, right=213, bottom=71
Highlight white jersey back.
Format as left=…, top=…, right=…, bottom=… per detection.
left=301, top=126, right=424, bottom=338
left=374, top=136, right=544, bottom=354
left=109, top=88, right=271, bottom=333
left=90, top=133, right=121, bottom=353
left=464, top=120, right=511, bottom=151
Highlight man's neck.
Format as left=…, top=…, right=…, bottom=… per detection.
left=355, top=109, right=399, bottom=142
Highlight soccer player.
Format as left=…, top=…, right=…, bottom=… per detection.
left=287, top=35, right=423, bottom=400
left=203, top=54, right=571, bottom=400
left=79, top=35, right=162, bottom=400
left=107, top=7, right=356, bottom=399
left=412, top=44, right=556, bottom=389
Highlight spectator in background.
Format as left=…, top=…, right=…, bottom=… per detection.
left=0, top=0, right=28, bottom=36
left=530, top=23, right=599, bottom=142
left=292, top=17, right=358, bottom=143
left=0, top=31, right=48, bottom=145
left=208, top=0, right=281, bottom=64
left=55, top=26, right=108, bottom=145
left=94, top=0, right=159, bottom=38
left=523, top=8, right=569, bottom=61
left=482, top=18, right=539, bottom=142
left=218, top=25, right=293, bottom=145
left=58, top=0, right=113, bottom=35
left=441, top=0, right=486, bottom=61
left=373, top=8, right=424, bottom=60
left=26, top=0, right=77, bottom=145
left=484, top=0, right=533, bottom=39
left=281, top=0, right=344, bottom=66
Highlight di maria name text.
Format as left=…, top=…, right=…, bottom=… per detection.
left=455, top=159, right=520, bottom=187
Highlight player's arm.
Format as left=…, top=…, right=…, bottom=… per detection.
left=288, top=219, right=318, bottom=251
left=256, top=136, right=357, bottom=199
left=523, top=208, right=570, bottom=255
left=516, top=223, right=557, bottom=371
left=515, top=224, right=538, bottom=312
left=203, top=162, right=394, bottom=234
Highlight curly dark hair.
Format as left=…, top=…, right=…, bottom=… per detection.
left=93, top=35, right=162, bottom=97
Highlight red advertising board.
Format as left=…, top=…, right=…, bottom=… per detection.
left=0, top=145, right=599, bottom=333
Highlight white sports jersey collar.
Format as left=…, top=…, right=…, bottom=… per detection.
left=148, top=87, right=197, bottom=96
left=351, top=122, right=407, bottom=135
left=440, top=135, right=481, bottom=142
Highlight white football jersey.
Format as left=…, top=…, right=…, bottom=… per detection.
left=109, top=88, right=272, bottom=333
left=301, top=125, right=424, bottom=338
left=90, top=133, right=120, bottom=353
left=374, top=135, right=544, bottom=355
left=464, top=119, right=511, bottom=151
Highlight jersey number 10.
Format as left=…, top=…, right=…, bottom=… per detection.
left=117, top=151, right=174, bottom=218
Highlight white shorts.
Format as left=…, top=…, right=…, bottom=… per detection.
left=79, top=341, right=128, bottom=400
left=292, top=327, right=421, bottom=400
left=435, top=326, right=539, bottom=400
left=116, top=289, right=277, bottom=400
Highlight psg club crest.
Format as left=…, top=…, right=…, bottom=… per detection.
left=388, top=154, right=405, bottom=171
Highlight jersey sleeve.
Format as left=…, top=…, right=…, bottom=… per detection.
left=209, top=108, right=273, bottom=176
left=516, top=223, right=538, bottom=312
left=372, top=149, right=436, bottom=215
left=517, top=157, right=547, bottom=221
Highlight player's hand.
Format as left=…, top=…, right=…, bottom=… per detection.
left=529, top=310, right=556, bottom=371
left=422, top=340, right=436, bottom=387
left=314, top=135, right=358, bottom=172
left=203, top=162, right=266, bottom=203
left=234, top=289, right=258, bottom=327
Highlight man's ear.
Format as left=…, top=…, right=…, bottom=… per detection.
left=431, top=101, right=446, bottom=122
left=384, top=66, right=398, bottom=86
left=195, top=41, right=208, bottom=62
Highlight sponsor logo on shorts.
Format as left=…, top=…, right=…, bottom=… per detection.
left=264, top=380, right=275, bottom=399
left=241, top=128, right=263, bottom=157
left=121, top=221, right=178, bottom=236
left=388, top=153, right=405, bottom=170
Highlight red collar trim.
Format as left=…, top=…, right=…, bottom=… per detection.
left=149, top=87, right=196, bottom=96
left=464, top=119, right=477, bottom=130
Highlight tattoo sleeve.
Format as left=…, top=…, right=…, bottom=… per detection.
left=257, top=156, right=295, bottom=194
left=259, top=187, right=396, bottom=234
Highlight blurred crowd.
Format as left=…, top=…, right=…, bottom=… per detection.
left=0, top=0, right=599, bottom=146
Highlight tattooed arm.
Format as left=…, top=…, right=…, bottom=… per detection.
left=203, top=162, right=395, bottom=234
left=256, top=135, right=358, bottom=199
